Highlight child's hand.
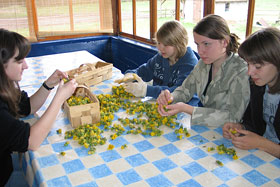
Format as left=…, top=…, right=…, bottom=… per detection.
left=56, top=79, right=78, bottom=101
left=223, top=122, right=243, bottom=139
left=157, top=90, right=173, bottom=106
left=45, top=69, right=68, bottom=88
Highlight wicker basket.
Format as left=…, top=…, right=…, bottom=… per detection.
left=67, top=61, right=113, bottom=87
left=64, top=85, right=100, bottom=128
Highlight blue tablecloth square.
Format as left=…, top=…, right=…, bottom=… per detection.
left=275, top=177, right=280, bottom=184
left=62, top=159, right=85, bottom=174
left=158, top=143, right=181, bottom=156
left=76, top=181, right=98, bottom=187
left=242, top=170, right=270, bottom=186
left=191, top=125, right=210, bottom=133
left=46, top=176, right=72, bottom=187
left=212, top=153, right=234, bottom=164
left=88, top=164, right=113, bottom=179
left=104, top=79, right=114, bottom=84
left=38, top=76, right=47, bottom=80
left=99, top=149, right=122, bottom=162
left=116, top=168, right=142, bottom=185
left=41, top=138, right=49, bottom=145
left=177, top=179, right=202, bottom=187
left=163, top=132, right=180, bottom=142
left=185, top=147, right=207, bottom=160
left=38, top=154, right=59, bottom=168
left=48, top=129, right=58, bottom=137
left=109, top=136, right=129, bottom=148
left=217, top=184, right=229, bottom=187
left=112, top=114, right=119, bottom=121
left=182, top=161, right=207, bottom=177
left=51, top=141, right=72, bottom=152
left=133, top=140, right=155, bottom=152
left=187, top=135, right=209, bottom=145
left=146, top=174, right=173, bottom=187
left=213, top=127, right=223, bottom=136
left=270, top=158, right=280, bottom=169
left=125, top=153, right=149, bottom=167
left=32, top=84, right=41, bottom=88
left=29, top=151, right=36, bottom=163
left=152, top=158, right=177, bottom=172
left=93, top=90, right=104, bottom=95
left=33, top=170, right=44, bottom=187
left=74, top=147, right=91, bottom=157
left=212, top=138, right=233, bottom=147
left=35, top=70, right=43, bottom=74
left=55, top=118, right=70, bottom=127
left=212, top=166, right=238, bottom=182
left=241, top=154, right=265, bottom=168
left=247, top=149, right=258, bottom=153
left=97, top=84, right=110, bottom=89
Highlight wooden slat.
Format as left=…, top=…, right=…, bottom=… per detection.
left=111, top=0, right=118, bottom=35
left=203, top=0, right=215, bottom=16
left=30, top=0, right=39, bottom=37
left=133, top=0, right=136, bottom=35
left=68, top=0, right=74, bottom=31
left=150, top=0, right=157, bottom=41
left=246, top=0, right=255, bottom=37
left=175, top=0, right=180, bottom=20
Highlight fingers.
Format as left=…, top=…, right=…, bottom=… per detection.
left=123, top=82, right=133, bottom=93
left=157, top=90, right=172, bottom=105
left=114, top=73, right=135, bottom=84
left=133, top=74, right=143, bottom=83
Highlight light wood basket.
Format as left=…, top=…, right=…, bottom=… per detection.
left=67, top=61, right=113, bottom=87
left=63, top=85, right=100, bottom=128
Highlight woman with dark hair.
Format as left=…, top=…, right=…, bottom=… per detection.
left=223, top=27, right=280, bottom=158
left=157, top=14, right=250, bottom=127
left=116, top=20, right=199, bottom=106
left=0, top=29, right=77, bottom=185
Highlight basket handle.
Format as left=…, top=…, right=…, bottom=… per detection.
left=78, top=63, right=96, bottom=71
left=74, top=84, right=90, bottom=96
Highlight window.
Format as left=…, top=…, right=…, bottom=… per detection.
left=0, top=0, right=113, bottom=41
left=253, top=0, right=280, bottom=33
left=215, top=0, right=248, bottom=41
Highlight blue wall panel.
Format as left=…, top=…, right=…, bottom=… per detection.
left=28, top=36, right=158, bottom=73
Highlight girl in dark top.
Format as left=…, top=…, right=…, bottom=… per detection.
left=0, top=29, right=77, bottom=185
left=223, top=27, right=280, bottom=158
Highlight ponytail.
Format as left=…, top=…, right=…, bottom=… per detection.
left=227, top=33, right=240, bottom=54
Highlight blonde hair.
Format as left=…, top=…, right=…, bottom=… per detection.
left=156, top=20, right=188, bottom=59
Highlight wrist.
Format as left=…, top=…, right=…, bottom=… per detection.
left=42, top=81, right=54, bottom=91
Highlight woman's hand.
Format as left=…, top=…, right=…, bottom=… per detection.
left=157, top=90, right=173, bottom=106
left=55, top=79, right=77, bottom=101
left=223, top=122, right=244, bottom=139
left=230, top=129, right=263, bottom=150
left=45, top=69, right=68, bottom=88
left=158, top=102, right=191, bottom=116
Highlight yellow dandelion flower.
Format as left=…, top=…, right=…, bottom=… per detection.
left=108, top=144, right=114, bottom=150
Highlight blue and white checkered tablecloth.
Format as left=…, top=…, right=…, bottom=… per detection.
left=20, top=51, right=280, bottom=187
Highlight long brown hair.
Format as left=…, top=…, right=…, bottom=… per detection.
left=238, top=27, right=280, bottom=93
left=0, top=29, right=30, bottom=116
left=193, top=14, right=240, bottom=55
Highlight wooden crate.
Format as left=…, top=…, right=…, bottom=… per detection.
left=67, top=61, right=113, bottom=87
left=64, top=86, right=100, bottom=128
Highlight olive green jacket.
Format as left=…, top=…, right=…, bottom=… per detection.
left=172, top=53, right=250, bottom=127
